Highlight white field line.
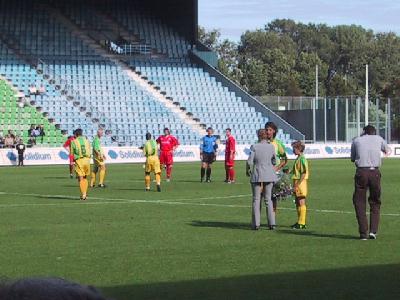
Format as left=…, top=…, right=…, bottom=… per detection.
left=0, top=191, right=399, bottom=217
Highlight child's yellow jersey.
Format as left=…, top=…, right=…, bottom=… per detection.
left=292, top=154, right=309, bottom=180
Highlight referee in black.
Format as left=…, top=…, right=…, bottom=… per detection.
left=351, top=125, right=389, bottom=240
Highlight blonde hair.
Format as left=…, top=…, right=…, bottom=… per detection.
left=257, top=129, right=268, bottom=141
left=291, top=140, right=305, bottom=152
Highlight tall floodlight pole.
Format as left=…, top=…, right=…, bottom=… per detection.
left=313, top=64, right=318, bottom=143
left=365, top=64, right=369, bottom=126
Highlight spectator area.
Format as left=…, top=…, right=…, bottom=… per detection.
left=0, top=0, right=299, bottom=148
left=0, top=79, right=64, bottom=146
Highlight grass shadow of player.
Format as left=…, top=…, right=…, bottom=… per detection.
left=190, top=220, right=252, bottom=230
left=100, top=263, right=400, bottom=300
left=115, top=188, right=153, bottom=191
left=276, top=228, right=357, bottom=240
left=33, top=194, right=77, bottom=201
left=43, top=176, right=71, bottom=180
left=174, top=179, right=204, bottom=183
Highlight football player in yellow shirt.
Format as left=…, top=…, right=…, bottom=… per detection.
left=70, top=129, right=91, bottom=200
left=90, top=128, right=106, bottom=188
left=142, top=133, right=161, bottom=192
left=291, top=141, right=309, bottom=229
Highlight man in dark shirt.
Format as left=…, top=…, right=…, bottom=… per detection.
left=15, top=139, right=26, bottom=167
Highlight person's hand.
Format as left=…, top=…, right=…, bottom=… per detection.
left=384, top=147, right=392, bottom=157
left=103, top=155, right=106, bottom=161
left=200, top=153, right=203, bottom=160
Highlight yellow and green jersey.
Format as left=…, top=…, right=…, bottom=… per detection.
left=92, top=136, right=103, bottom=159
left=292, top=154, right=309, bottom=180
left=271, top=138, right=287, bottom=165
left=71, top=136, right=91, bottom=161
left=143, top=139, right=158, bottom=158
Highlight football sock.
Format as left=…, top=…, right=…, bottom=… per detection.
left=145, top=175, right=151, bottom=189
left=99, top=169, right=106, bottom=185
left=90, top=172, right=96, bottom=186
left=80, top=179, right=88, bottom=197
left=296, top=206, right=301, bottom=223
left=206, top=167, right=211, bottom=179
left=83, top=178, right=89, bottom=195
left=225, top=168, right=229, bottom=181
left=299, top=205, right=307, bottom=225
left=201, top=167, right=205, bottom=180
left=166, top=165, right=172, bottom=179
left=79, top=180, right=85, bottom=196
left=229, top=168, right=235, bottom=181
left=155, top=173, right=161, bottom=185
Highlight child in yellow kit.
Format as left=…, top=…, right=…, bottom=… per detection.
left=291, top=141, right=309, bottom=229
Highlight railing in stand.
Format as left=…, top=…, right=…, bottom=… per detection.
left=37, top=59, right=120, bottom=142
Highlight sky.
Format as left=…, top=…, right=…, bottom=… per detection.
left=199, top=0, right=400, bottom=41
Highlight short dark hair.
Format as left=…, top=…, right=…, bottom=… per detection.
left=225, top=128, right=231, bottom=132
left=265, top=122, right=278, bottom=138
left=207, top=127, right=213, bottom=131
left=0, top=278, right=110, bottom=300
left=164, top=127, right=170, bottom=132
left=74, top=129, right=83, bottom=137
left=363, top=125, right=376, bottom=135
left=146, top=132, right=152, bottom=140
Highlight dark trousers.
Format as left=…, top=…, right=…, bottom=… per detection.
left=18, top=155, right=24, bottom=166
left=353, top=168, right=381, bottom=237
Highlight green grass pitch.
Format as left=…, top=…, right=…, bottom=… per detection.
left=0, top=159, right=399, bottom=300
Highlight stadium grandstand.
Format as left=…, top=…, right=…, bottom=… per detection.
left=0, top=0, right=303, bottom=147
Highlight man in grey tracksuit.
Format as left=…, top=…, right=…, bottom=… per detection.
left=246, top=129, right=278, bottom=230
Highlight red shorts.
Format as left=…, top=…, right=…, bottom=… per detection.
left=160, top=151, right=173, bottom=165
left=225, top=155, right=235, bottom=167
left=69, top=155, right=74, bottom=165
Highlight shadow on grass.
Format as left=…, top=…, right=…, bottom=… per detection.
left=190, top=220, right=252, bottom=230
left=32, top=195, right=76, bottom=201
left=276, top=229, right=358, bottom=240
left=43, top=176, right=71, bottom=180
left=173, top=179, right=203, bottom=183
left=115, top=188, right=149, bottom=192
left=100, top=264, right=400, bottom=300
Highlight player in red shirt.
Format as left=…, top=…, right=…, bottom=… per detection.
left=63, top=130, right=76, bottom=178
left=156, top=128, right=180, bottom=182
left=225, top=128, right=236, bottom=183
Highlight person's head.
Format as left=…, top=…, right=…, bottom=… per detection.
left=97, top=128, right=104, bottom=138
left=257, top=129, right=268, bottom=141
left=265, top=122, right=278, bottom=140
left=292, top=140, right=305, bottom=155
left=0, top=277, right=110, bottom=300
left=163, top=128, right=170, bottom=136
left=75, top=129, right=83, bottom=137
left=225, top=128, right=231, bottom=137
left=363, top=125, right=376, bottom=136
left=30, top=124, right=35, bottom=129
left=282, top=166, right=290, bottom=174
left=146, top=132, right=152, bottom=140
left=206, top=127, right=213, bottom=136
left=72, top=130, right=77, bottom=137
